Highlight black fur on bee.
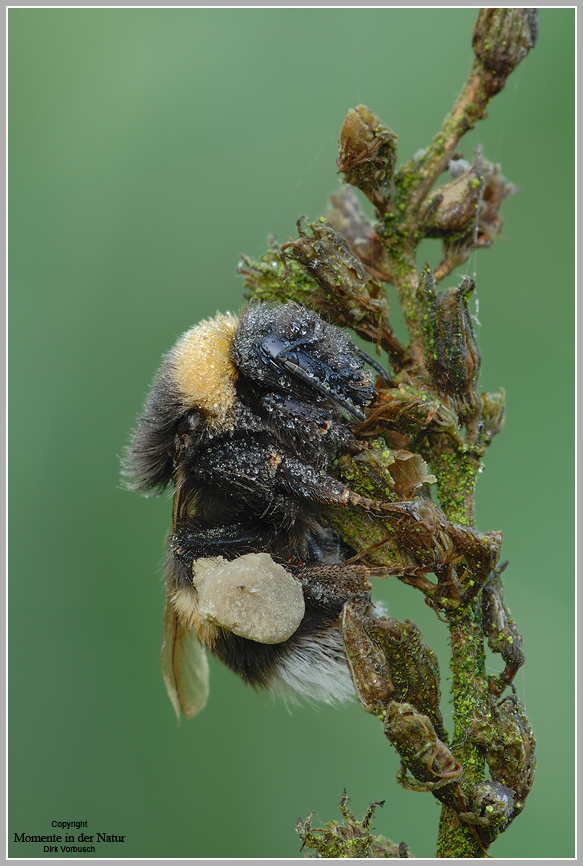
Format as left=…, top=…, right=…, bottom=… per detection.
left=125, top=301, right=392, bottom=715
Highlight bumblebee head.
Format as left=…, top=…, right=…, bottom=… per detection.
left=231, top=302, right=375, bottom=420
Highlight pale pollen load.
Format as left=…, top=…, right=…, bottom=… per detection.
left=193, top=554, right=306, bottom=644
left=171, top=312, right=240, bottom=426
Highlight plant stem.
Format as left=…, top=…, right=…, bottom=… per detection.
left=431, top=445, right=487, bottom=857
left=403, top=57, right=491, bottom=215
left=437, top=604, right=488, bottom=857
left=253, top=10, right=538, bottom=857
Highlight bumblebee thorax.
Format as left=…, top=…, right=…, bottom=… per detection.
left=171, top=312, right=240, bottom=429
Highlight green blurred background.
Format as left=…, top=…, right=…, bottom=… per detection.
left=9, top=8, right=574, bottom=859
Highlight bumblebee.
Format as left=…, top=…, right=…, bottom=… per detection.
left=125, top=302, right=392, bottom=717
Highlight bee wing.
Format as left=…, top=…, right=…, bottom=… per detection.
left=161, top=590, right=209, bottom=720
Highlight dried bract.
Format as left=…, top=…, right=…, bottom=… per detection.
left=479, top=563, right=525, bottom=696
left=363, top=383, right=463, bottom=446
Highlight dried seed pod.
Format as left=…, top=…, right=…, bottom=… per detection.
left=384, top=701, right=461, bottom=802
left=435, top=161, right=518, bottom=282
left=341, top=599, right=444, bottom=734
left=473, top=8, right=539, bottom=96
left=468, top=695, right=536, bottom=824
left=417, top=268, right=482, bottom=426
left=336, top=441, right=435, bottom=502
left=341, top=600, right=396, bottom=714
left=475, top=163, right=519, bottom=248
left=364, top=617, right=445, bottom=738
left=283, top=216, right=372, bottom=300
left=327, top=186, right=393, bottom=282
left=461, top=780, right=516, bottom=833
left=420, top=165, right=483, bottom=240
left=338, top=105, right=398, bottom=213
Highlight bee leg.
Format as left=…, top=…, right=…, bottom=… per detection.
left=293, top=558, right=435, bottom=617
left=193, top=439, right=401, bottom=513
left=166, top=523, right=271, bottom=596
left=259, top=393, right=365, bottom=452
left=293, top=562, right=375, bottom=612
left=169, top=523, right=263, bottom=564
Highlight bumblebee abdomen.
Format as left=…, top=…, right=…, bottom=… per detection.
left=208, top=606, right=354, bottom=705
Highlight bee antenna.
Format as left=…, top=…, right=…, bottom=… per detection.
left=353, top=347, right=393, bottom=384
